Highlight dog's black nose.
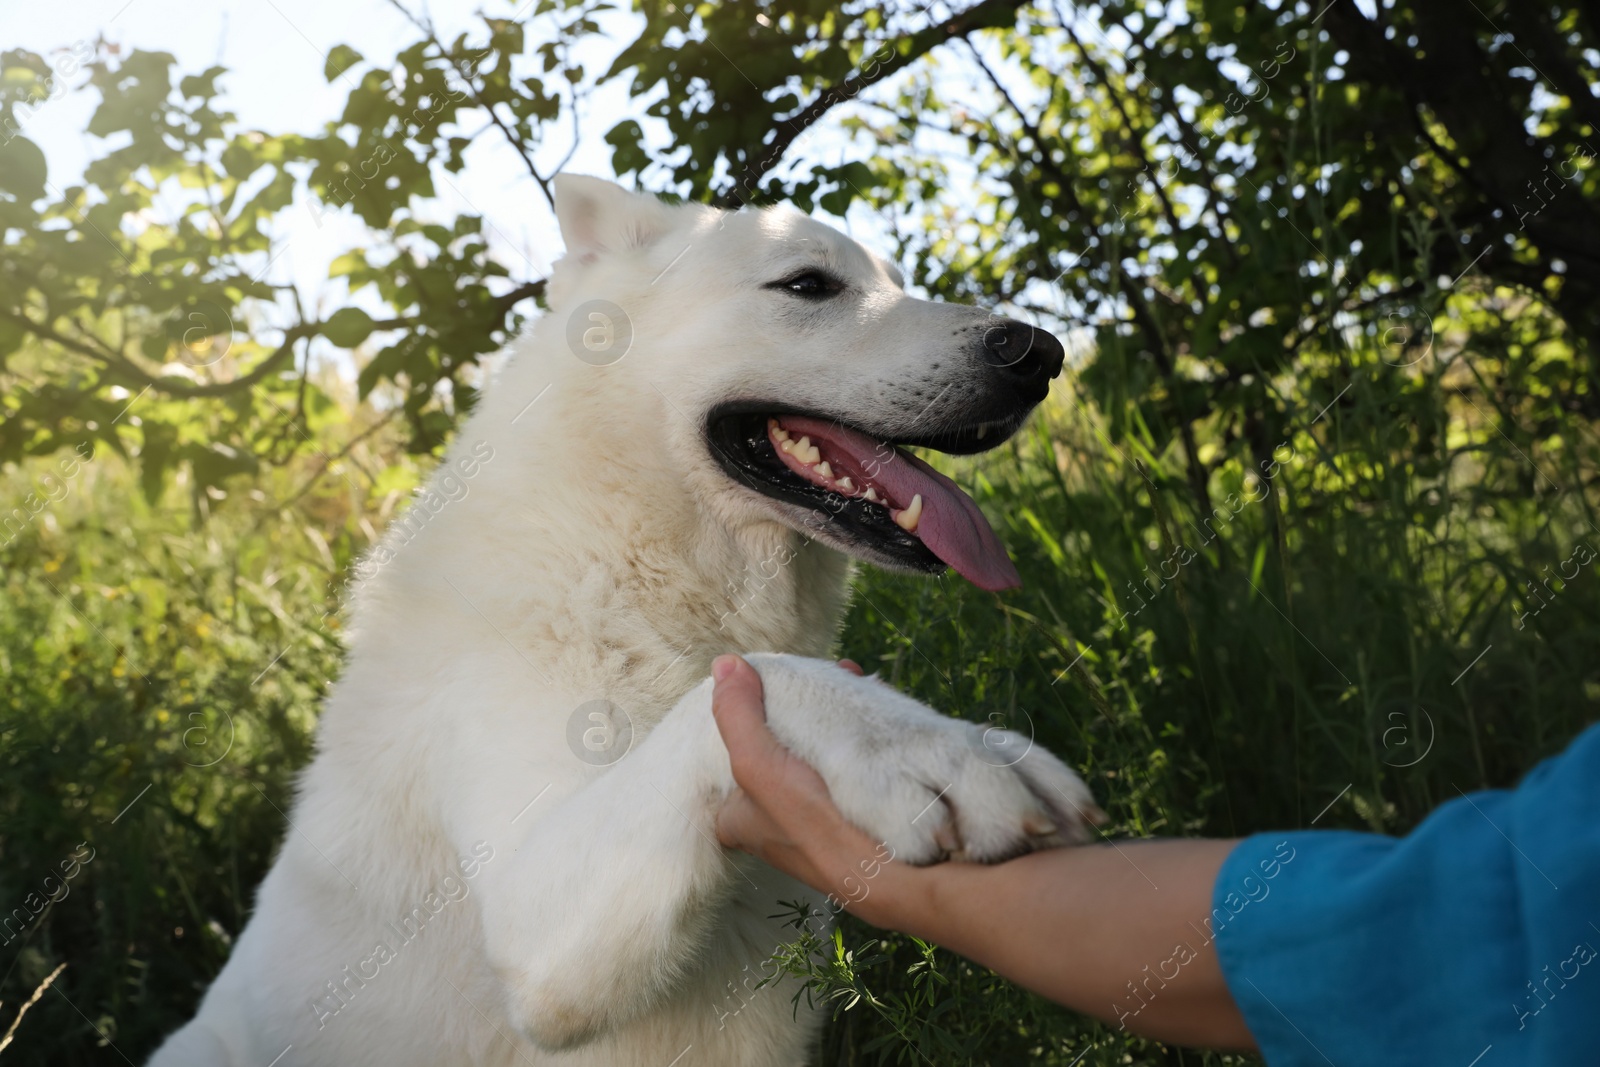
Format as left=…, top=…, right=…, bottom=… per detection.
left=981, top=318, right=1066, bottom=385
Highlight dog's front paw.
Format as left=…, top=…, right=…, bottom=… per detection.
left=754, top=656, right=1102, bottom=866
left=851, top=717, right=1102, bottom=865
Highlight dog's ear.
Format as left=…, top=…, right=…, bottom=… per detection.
left=553, top=175, right=673, bottom=265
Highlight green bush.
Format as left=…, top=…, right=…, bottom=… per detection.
left=816, top=359, right=1600, bottom=1063
left=0, top=448, right=367, bottom=1063
left=3, top=322, right=1595, bottom=1064
left=3, top=1, right=1598, bottom=1062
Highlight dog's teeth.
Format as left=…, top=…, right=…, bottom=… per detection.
left=863, top=488, right=880, bottom=503
left=815, top=461, right=832, bottom=478
left=793, top=437, right=821, bottom=464
left=836, top=476, right=854, bottom=492
left=779, top=440, right=795, bottom=454
left=893, top=494, right=923, bottom=532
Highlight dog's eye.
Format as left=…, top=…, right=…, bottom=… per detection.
left=768, top=271, right=841, bottom=299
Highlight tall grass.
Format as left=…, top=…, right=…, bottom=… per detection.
left=0, top=442, right=389, bottom=1064
left=0, top=294, right=1595, bottom=1065
left=814, top=296, right=1600, bottom=1063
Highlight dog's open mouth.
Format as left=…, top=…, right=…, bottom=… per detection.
left=706, top=406, right=1025, bottom=591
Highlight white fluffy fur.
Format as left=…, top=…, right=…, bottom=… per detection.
left=148, top=176, right=1096, bottom=1067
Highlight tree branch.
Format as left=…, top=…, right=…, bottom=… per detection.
left=3, top=277, right=543, bottom=407
left=383, top=0, right=556, bottom=209
left=728, top=0, right=1032, bottom=205
left=493, top=278, right=547, bottom=313
left=1115, top=273, right=1216, bottom=519
left=274, top=409, right=401, bottom=515
left=1055, top=23, right=1187, bottom=245
left=1325, top=0, right=1600, bottom=280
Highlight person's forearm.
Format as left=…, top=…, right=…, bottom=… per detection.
left=855, top=839, right=1254, bottom=1049
left=706, top=655, right=1254, bottom=1049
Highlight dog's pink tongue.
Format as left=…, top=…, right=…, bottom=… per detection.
left=777, top=416, right=1022, bottom=592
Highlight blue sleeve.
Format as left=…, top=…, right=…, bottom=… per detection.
left=1211, top=722, right=1600, bottom=1067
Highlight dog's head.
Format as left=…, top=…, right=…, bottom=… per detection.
left=540, top=175, right=1065, bottom=592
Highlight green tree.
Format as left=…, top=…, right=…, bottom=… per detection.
left=2, top=2, right=1598, bottom=1064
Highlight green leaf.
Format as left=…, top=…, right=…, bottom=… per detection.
left=323, top=307, right=376, bottom=348
left=138, top=423, right=175, bottom=505
left=325, top=44, right=363, bottom=83
left=187, top=440, right=258, bottom=490
left=0, top=136, right=47, bottom=201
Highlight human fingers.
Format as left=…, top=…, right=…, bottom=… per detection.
left=711, top=655, right=787, bottom=791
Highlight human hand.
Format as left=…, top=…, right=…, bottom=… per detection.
left=709, top=654, right=1251, bottom=1048
left=710, top=653, right=924, bottom=927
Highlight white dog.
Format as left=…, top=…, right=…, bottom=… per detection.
left=149, top=175, right=1097, bottom=1067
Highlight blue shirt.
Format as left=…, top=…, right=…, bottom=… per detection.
left=1213, top=722, right=1600, bottom=1066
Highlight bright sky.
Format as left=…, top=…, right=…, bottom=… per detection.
left=7, top=0, right=1395, bottom=341
left=7, top=0, right=643, bottom=317
left=5, top=0, right=1097, bottom=356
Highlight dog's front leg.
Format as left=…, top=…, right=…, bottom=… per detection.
left=474, top=683, right=754, bottom=1051
left=473, top=653, right=1098, bottom=1052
